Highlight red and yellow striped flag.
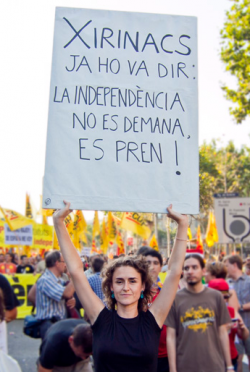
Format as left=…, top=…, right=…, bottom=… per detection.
left=116, top=232, right=125, bottom=255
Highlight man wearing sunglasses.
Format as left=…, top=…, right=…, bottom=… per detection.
left=36, top=250, right=75, bottom=340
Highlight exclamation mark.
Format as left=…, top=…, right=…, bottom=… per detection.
left=175, top=141, right=181, bottom=175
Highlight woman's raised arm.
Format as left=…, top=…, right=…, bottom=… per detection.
left=149, top=205, right=188, bottom=327
left=53, top=201, right=105, bottom=324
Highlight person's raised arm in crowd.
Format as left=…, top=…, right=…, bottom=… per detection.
left=53, top=202, right=105, bottom=325
left=149, top=205, right=188, bottom=328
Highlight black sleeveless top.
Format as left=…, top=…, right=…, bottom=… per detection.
left=92, top=307, right=161, bottom=372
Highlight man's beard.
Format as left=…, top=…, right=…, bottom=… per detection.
left=187, top=278, right=200, bottom=286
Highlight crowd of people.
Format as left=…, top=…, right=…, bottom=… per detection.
left=1, top=205, right=250, bottom=371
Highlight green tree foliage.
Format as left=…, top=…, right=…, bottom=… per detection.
left=220, top=0, right=250, bottom=123
left=199, top=139, right=250, bottom=214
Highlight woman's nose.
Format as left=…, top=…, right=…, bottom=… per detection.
left=123, top=281, right=129, bottom=290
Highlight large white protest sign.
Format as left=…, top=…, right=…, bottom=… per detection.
left=214, top=197, right=250, bottom=244
left=43, top=7, right=199, bottom=214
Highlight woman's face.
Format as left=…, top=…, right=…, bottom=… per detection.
left=111, top=266, right=145, bottom=307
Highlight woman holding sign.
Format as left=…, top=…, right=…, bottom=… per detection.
left=53, top=202, right=188, bottom=372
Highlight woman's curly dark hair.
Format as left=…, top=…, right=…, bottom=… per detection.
left=101, top=255, right=153, bottom=311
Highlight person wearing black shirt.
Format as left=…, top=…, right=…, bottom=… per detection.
left=16, top=255, right=34, bottom=274
left=53, top=202, right=188, bottom=372
left=38, top=319, right=93, bottom=372
left=0, top=274, right=19, bottom=322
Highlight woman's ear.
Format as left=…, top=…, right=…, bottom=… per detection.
left=141, top=282, right=145, bottom=291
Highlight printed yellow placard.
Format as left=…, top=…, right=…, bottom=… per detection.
left=32, top=223, right=53, bottom=249
left=4, top=274, right=40, bottom=319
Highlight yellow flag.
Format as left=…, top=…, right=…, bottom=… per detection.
left=187, top=227, right=192, bottom=240
left=80, top=231, right=87, bottom=244
left=100, top=218, right=109, bottom=254
left=25, top=193, right=33, bottom=219
left=53, top=228, right=60, bottom=250
left=108, top=212, right=118, bottom=243
left=72, top=210, right=87, bottom=249
left=205, top=212, right=213, bottom=247
left=211, top=212, right=219, bottom=243
left=113, top=215, right=121, bottom=228
left=43, top=209, right=55, bottom=217
left=116, top=232, right=125, bottom=255
left=64, top=214, right=74, bottom=238
left=149, top=234, right=159, bottom=251
left=196, top=225, right=203, bottom=250
left=121, top=212, right=151, bottom=239
left=73, top=210, right=87, bottom=233
left=206, top=211, right=219, bottom=247
left=22, top=246, right=31, bottom=256
left=0, top=206, right=35, bottom=231
left=92, top=211, right=100, bottom=238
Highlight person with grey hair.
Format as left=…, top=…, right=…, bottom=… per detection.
left=36, top=251, right=75, bottom=340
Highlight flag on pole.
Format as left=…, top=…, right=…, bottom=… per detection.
left=72, top=210, right=87, bottom=249
left=64, top=214, right=74, bottom=238
left=73, top=210, right=87, bottom=233
left=53, top=229, right=60, bottom=250
left=0, top=207, right=35, bottom=231
left=211, top=212, right=219, bottom=243
left=100, top=218, right=109, bottom=254
left=205, top=211, right=219, bottom=247
left=149, top=234, right=159, bottom=251
left=116, top=232, right=125, bottom=255
left=92, top=211, right=100, bottom=239
left=121, top=212, right=151, bottom=239
left=108, top=212, right=118, bottom=244
left=187, top=227, right=192, bottom=240
left=25, top=193, right=34, bottom=219
left=196, top=225, right=203, bottom=250
left=91, top=239, right=98, bottom=253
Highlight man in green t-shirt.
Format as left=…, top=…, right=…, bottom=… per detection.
left=166, top=254, right=233, bottom=372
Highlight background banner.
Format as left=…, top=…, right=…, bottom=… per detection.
left=43, top=7, right=199, bottom=214
left=0, top=222, right=53, bottom=250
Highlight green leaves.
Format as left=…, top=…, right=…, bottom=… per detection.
left=221, top=0, right=250, bottom=123
left=199, top=139, right=250, bottom=213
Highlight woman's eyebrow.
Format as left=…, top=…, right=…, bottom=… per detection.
left=115, top=277, right=138, bottom=280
